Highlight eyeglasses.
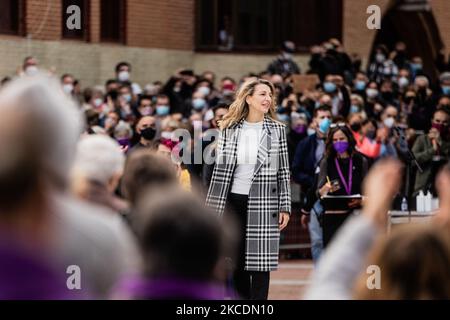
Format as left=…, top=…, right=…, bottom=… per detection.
left=329, top=123, right=347, bottom=129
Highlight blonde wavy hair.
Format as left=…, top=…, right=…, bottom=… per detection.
left=219, top=78, right=277, bottom=130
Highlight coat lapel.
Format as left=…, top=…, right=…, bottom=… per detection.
left=251, top=117, right=272, bottom=182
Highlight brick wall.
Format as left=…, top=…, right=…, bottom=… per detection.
left=26, top=0, right=62, bottom=40
left=127, top=0, right=194, bottom=50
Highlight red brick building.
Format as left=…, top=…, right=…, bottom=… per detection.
left=0, top=0, right=449, bottom=87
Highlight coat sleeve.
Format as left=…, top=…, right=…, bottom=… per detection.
left=206, top=129, right=226, bottom=209
left=277, top=126, right=292, bottom=214
left=412, top=135, right=434, bottom=164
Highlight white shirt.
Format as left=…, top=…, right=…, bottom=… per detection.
left=231, top=120, right=263, bottom=195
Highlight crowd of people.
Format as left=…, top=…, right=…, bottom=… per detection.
left=1, top=37, right=450, bottom=300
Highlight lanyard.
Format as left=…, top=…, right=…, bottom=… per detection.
left=334, top=157, right=353, bottom=195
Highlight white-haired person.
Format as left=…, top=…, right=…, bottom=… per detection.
left=71, top=135, right=128, bottom=214
left=206, top=78, right=291, bottom=300
left=0, top=74, right=139, bottom=299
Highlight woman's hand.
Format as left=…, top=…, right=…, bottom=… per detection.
left=279, top=212, right=290, bottom=231
left=319, top=182, right=332, bottom=197
left=348, top=198, right=362, bottom=209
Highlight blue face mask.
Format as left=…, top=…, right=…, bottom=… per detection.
left=350, top=105, right=360, bottom=114
left=355, top=80, right=366, bottom=91
left=278, top=114, right=290, bottom=122
left=442, top=86, right=450, bottom=96
left=122, top=94, right=132, bottom=103
left=323, top=82, right=337, bottom=93
left=411, top=63, right=422, bottom=72
left=319, top=118, right=331, bottom=134
left=192, top=98, right=206, bottom=110
left=156, top=105, right=170, bottom=116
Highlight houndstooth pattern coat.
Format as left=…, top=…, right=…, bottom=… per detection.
left=206, top=116, right=291, bottom=272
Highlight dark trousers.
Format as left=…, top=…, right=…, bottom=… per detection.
left=227, top=193, right=270, bottom=300
left=322, top=212, right=351, bottom=248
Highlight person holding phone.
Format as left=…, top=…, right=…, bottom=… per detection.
left=317, top=124, right=368, bottom=247
left=206, top=78, right=291, bottom=300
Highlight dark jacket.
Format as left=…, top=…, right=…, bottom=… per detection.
left=292, top=133, right=320, bottom=191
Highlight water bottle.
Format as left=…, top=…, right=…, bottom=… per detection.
left=401, top=197, right=408, bottom=212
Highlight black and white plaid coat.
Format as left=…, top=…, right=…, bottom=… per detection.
left=206, top=116, right=291, bottom=272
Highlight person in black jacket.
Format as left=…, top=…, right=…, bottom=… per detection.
left=267, top=41, right=301, bottom=78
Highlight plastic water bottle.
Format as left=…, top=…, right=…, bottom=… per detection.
left=424, top=191, right=432, bottom=212
left=401, top=197, right=408, bottom=212
left=417, top=191, right=425, bottom=212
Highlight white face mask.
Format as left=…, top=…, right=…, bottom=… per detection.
left=118, top=71, right=130, bottom=82
left=398, top=76, right=409, bottom=88
left=62, top=84, right=74, bottom=95
left=161, top=131, right=172, bottom=140
left=93, top=98, right=103, bottom=107
left=25, top=66, right=39, bottom=76
left=307, top=128, right=316, bottom=136
left=383, top=117, right=395, bottom=129
left=366, top=88, right=379, bottom=99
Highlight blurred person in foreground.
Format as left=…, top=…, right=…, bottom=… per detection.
left=113, top=186, right=237, bottom=300
left=0, top=75, right=139, bottom=299
left=0, top=111, right=74, bottom=299
left=121, top=150, right=178, bottom=224
left=306, top=159, right=450, bottom=299
left=71, top=135, right=128, bottom=215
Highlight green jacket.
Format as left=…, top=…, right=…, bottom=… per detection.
left=412, top=134, right=450, bottom=193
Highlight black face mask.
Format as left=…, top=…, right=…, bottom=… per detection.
left=350, top=123, right=362, bottom=132
left=366, top=130, right=376, bottom=140
left=141, top=127, right=156, bottom=141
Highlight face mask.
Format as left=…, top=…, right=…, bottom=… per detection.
left=404, top=96, right=415, bottom=104
left=198, top=86, right=211, bottom=97
left=282, top=52, right=293, bottom=60
left=442, top=86, right=450, bottom=96
left=355, top=80, right=366, bottom=91
left=117, top=138, right=130, bottom=148
left=161, top=131, right=172, bottom=140
left=319, top=118, right=331, bottom=134
left=140, top=106, right=153, bottom=116
left=122, top=94, right=132, bottom=103
left=118, top=71, right=130, bottom=82
left=278, top=114, right=290, bottom=122
left=432, top=122, right=448, bottom=135
left=382, top=91, right=394, bottom=101
left=323, top=82, right=337, bottom=93
left=156, top=105, right=170, bottom=116
left=25, top=66, right=39, bottom=76
left=350, top=105, right=360, bottom=114
left=192, top=98, right=206, bottom=110
left=293, top=124, right=306, bottom=135
left=173, top=87, right=181, bottom=93
left=375, top=53, right=386, bottom=63
left=384, top=117, right=395, bottom=129
left=366, top=130, right=376, bottom=140
left=411, top=63, right=422, bottom=72
left=398, top=77, right=409, bottom=88
left=307, top=128, right=316, bottom=136
left=93, top=98, right=103, bottom=108
left=63, top=84, right=74, bottom=95
left=333, top=141, right=349, bottom=154
left=366, top=88, right=379, bottom=99
left=350, top=123, right=362, bottom=132
left=141, top=127, right=156, bottom=140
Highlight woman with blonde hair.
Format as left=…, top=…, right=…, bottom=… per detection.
left=206, top=78, right=291, bottom=300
